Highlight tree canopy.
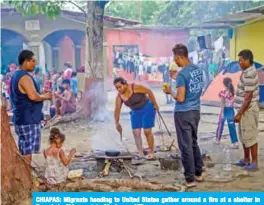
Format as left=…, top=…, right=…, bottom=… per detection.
left=7, top=0, right=62, bottom=19
left=156, top=1, right=264, bottom=26
left=6, top=1, right=264, bottom=25
left=105, top=0, right=168, bottom=24
left=105, top=1, right=264, bottom=26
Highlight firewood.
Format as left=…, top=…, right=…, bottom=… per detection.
left=90, top=179, right=184, bottom=191
left=80, top=180, right=113, bottom=192
left=43, top=178, right=185, bottom=192
left=44, top=108, right=87, bottom=129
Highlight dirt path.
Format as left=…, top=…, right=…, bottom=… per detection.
left=18, top=109, right=263, bottom=192
left=12, top=89, right=264, bottom=205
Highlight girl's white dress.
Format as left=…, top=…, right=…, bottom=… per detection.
left=44, top=148, right=69, bottom=184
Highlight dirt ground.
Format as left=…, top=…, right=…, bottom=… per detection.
left=17, top=88, right=264, bottom=204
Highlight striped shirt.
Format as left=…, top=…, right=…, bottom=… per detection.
left=234, top=65, right=259, bottom=109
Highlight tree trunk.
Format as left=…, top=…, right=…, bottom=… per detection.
left=1, top=106, right=32, bottom=204
left=86, top=1, right=106, bottom=80
left=80, top=1, right=108, bottom=118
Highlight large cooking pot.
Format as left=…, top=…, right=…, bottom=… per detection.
left=105, top=150, right=121, bottom=157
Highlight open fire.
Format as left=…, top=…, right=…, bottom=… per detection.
left=94, top=150, right=142, bottom=180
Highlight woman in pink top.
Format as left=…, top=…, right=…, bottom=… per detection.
left=215, top=77, right=239, bottom=148
left=63, top=62, right=73, bottom=80
left=43, top=74, right=52, bottom=92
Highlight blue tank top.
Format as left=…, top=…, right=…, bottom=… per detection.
left=10, top=70, right=43, bottom=125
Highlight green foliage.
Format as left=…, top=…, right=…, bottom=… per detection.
left=158, top=1, right=264, bottom=40
left=8, top=0, right=264, bottom=26
left=7, top=0, right=62, bottom=19
left=105, top=0, right=169, bottom=24
left=106, top=1, right=264, bottom=26
left=7, top=1, right=110, bottom=19
left=157, top=1, right=264, bottom=27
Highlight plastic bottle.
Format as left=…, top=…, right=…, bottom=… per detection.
left=223, top=147, right=232, bottom=171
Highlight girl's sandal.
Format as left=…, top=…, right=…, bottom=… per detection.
left=146, top=155, right=156, bottom=161
left=134, top=155, right=144, bottom=160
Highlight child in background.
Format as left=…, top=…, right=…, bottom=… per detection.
left=42, top=74, right=52, bottom=118
left=44, top=127, right=76, bottom=184
left=70, top=72, right=78, bottom=98
left=43, top=74, right=52, bottom=92
left=138, top=62, right=144, bottom=81
left=50, top=69, right=58, bottom=92
left=63, top=62, right=73, bottom=80
left=56, top=72, right=63, bottom=92
left=3, top=74, right=12, bottom=110
left=215, top=77, right=239, bottom=149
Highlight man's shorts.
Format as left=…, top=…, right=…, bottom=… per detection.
left=238, top=104, right=259, bottom=148
left=14, top=124, right=41, bottom=155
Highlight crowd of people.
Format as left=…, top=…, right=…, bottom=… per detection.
left=1, top=55, right=79, bottom=125
left=7, top=44, right=260, bottom=187
left=113, top=51, right=172, bottom=81
left=112, top=42, right=229, bottom=106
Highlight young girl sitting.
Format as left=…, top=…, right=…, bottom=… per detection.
left=215, top=78, right=239, bottom=149
left=44, top=127, right=76, bottom=184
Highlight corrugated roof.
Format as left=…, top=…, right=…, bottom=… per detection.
left=190, top=5, right=264, bottom=29
left=111, top=25, right=188, bottom=31
left=203, top=5, right=264, bottom=25
left=62, top=10, right=140, bottom=25
left=243, top=5, right=264, bottom=14
left=189, top=23, right=232, bottom=29
left=1, top=8, right=140, bottom=26
left=204, top=12, right=262, bottom=24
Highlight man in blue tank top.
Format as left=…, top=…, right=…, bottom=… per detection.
left=10, top=50, right=52, bottom=164
left=163, top=44, right=204, bottom=188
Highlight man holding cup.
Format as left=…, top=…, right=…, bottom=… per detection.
left=10, top=50, right=52, bottom=164
left=163, top=44, right=204, bottom=188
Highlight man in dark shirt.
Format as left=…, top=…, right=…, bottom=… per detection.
left=10, top=50, right=52, bottom=164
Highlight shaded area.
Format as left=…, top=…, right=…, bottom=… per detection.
left=1, top=29, right=28, bottom=74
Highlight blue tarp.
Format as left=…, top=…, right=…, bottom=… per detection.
left=260, top=85, right=264, bottom=102
left=223, top=61, right=263, bottom=74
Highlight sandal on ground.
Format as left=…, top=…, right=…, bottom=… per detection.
left=146, top=155, right=156, bottom=161
left=234, top=159, right=249, bottom=167
left=134, top=155, right=144, bottom=160
left=231, top=143, right=239, bottom=149
left=244, top=163, right=258, bottom=171
left=215, top=140, right=220, bottom=145
left=195, top=176, right=204, bottom=182
left=184, top=181, right=197, bottom=188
